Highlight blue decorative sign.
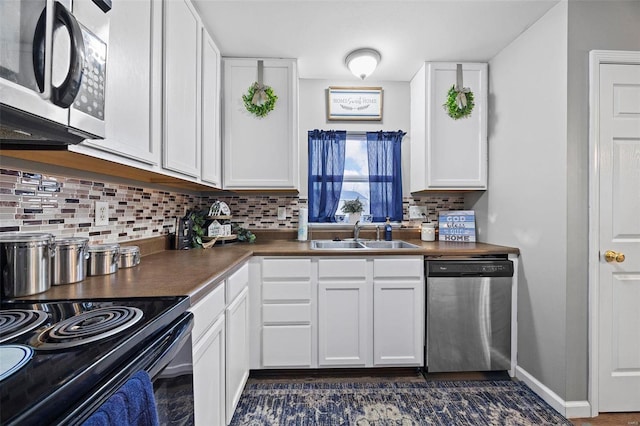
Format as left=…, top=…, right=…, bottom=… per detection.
left=438, top=210, right=476, bottom=242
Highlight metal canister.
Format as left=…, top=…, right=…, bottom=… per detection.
left=118, top=246, right=140, bottom=268
left=54, top=237, right=90, bottom=285
left=87, top=244, right=120, bottom=276
left=0, top=232, right=55, bottom=297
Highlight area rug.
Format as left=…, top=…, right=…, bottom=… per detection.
left=230, top=379, right=572, bottom=425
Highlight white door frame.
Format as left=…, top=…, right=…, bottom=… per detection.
left=588, top=49, right=640, bottom=417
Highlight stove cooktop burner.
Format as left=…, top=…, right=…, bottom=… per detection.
left=0, top=310, right=48, bottom=343
left=30, top=306, right=144, bottom=350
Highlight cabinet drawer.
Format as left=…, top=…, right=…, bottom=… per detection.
left=262, top=325, right=312, bottom=367
left=262, top=258, right=311, bottom=279
left=263, top=281, right=311, bottom=301
left=190, top=282, right=225, bottom=344
left=318, top=259, right=366, bottom=279
left=263, top=303, right=311, bottom=324
left=374, top=258, right=423, bottom=279
left=226, top=262, right=249, bottom=303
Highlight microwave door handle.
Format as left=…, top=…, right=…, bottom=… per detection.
left=32, top=1, right=85, bottom=108
left=32, top=1, right=53, bottom=98
left=51, top=1, right=85, bottom=108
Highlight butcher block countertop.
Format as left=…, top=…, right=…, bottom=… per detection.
left=19, top=239, right=518, bottom=306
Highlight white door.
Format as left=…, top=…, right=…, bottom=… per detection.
left=597, top=61, right=640, bottom=412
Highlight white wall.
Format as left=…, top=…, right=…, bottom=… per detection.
left=564, top=0, right=640, bottom=401
left=469, top=0, right=640, bottom=405
left=298, top=79, right=411, bottom=198
left=471, top=2, right=570, bottom=398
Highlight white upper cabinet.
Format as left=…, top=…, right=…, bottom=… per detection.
left=75, top=0, right=161, bottom=166
left=163, top=0, right=201, bottom=178
left=200, top=28, right=222, bottom=187
left=410, top=62, right=488, bottom=191
left=222, top=58, right=299, bottom=190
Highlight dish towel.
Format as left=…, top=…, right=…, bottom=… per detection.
left=82, top=371, right=160, bottom=426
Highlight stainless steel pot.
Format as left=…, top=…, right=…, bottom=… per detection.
left=0, top=232, right=55, bottom=297
left=54, top=237, right=90, bottom=285
left=118, top=246, right=140, bottom=268
left=87, top=244, right=120, bottom=276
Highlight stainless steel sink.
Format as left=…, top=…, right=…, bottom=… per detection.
left=362, top=240, right=420, bottom=249
left=309, top=240, right=420, bottom=250
left=310, top=240, right=366, bottom=249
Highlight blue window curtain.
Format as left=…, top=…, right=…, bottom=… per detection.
left=367, top=131, right=405, bottom=222
left=308, top=130, right=347, bottom=222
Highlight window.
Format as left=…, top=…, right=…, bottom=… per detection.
left=308, top=130, right=404, bottom=223
left=338, top=133, right=370, bottom=216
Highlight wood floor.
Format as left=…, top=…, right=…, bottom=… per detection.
left=571, top=413, right=640, bottom=426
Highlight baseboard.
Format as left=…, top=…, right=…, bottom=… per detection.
left=565, top=401, right=592, bottom=419
left=515, top=366, right=591, bottom=418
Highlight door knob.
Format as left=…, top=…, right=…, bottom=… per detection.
left=604, top=250, right=625, bottom=263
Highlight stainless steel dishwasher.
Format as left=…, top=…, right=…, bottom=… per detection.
left=425, top=257, right=514, bottom=373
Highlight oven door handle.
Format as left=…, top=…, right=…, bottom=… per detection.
left=57, top=312, right=194, bottom=425
left=147, top=312, right=194, bottom=379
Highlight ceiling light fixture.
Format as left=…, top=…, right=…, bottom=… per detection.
left=345, top=48, right=381, bottom=80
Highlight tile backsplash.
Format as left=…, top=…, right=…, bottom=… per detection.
left=0, top=168, right=196, bottom=244
left=1, top=166, right=465, bottom=243
left=207, top=194, right=465, bottom=229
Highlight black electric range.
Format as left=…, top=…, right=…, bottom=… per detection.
left=0, top=296, right=192, bottom=425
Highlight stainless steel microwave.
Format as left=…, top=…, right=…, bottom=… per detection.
left=0, top=0, right=111, bottom=148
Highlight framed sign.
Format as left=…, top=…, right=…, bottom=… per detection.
left=327, top=87, right=383, bottom=121
left=438, top=210, right=476, bottom=242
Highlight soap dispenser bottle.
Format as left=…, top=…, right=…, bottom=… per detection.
left=384, top=217, right=392, bottom=241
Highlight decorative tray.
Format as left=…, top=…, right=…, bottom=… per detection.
left=203, top=234, right=237, bottom=242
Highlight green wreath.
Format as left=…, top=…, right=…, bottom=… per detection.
left=443, top=85, right=475, bottom=120
left=242, top=83, right=278, bottom=118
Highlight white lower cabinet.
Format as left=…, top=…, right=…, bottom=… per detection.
left=193, top=315, right=225, bottom=426
left=225, top=286, right=249, bottom=425
left=318, top=280, right=369, bottom=366
left=254, top=256, right=424, bottom=370
left=373, top=280, right=423, bottom=365
left=190, top=281, right=226, bottom=426
left=373, top=258, right=424, bottom=366
left=191, top=262, right=250, bottom=426
left=262, top=324, right=312, bottom=367
left=259, top=258, right=314, bottom=368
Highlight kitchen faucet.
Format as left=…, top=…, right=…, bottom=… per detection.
left=353, top=220, right=362, bottom=242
